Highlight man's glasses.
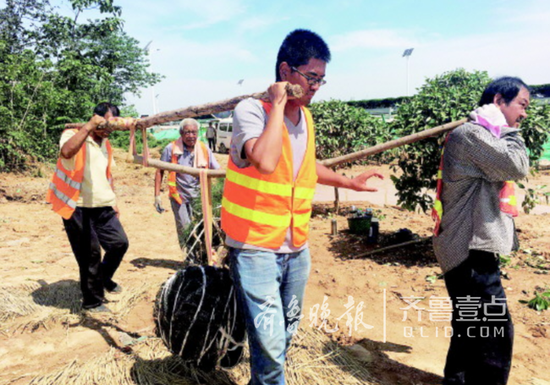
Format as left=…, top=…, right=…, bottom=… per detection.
left=291, top=67, right=327, bottom=87
left=182, top=130, right=198, bottom=136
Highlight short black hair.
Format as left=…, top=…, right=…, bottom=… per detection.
left=479, top=77, right=530, bottom=106
left=275, top=29, right=331, bottom=81
left=93, top=102, right=120, bottom=117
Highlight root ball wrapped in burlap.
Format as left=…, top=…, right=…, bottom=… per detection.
left=155, top=266, right=246, bottom=371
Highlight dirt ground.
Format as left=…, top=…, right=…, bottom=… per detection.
left=1, top=150, right=549, bottom=385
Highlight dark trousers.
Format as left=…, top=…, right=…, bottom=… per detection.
left=443, top=250, right=513, bottom=385
left=207, top=138, right=216, bottom=151
left=63, top=207, right=129, bottom=309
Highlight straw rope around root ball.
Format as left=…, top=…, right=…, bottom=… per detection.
left=26, top=327, right=380, bottom=385
left=0, top=280, right=156, bottom=334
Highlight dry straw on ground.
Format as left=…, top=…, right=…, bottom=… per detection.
left=0, top=281, right=155, bottom=334
left=0, top=281, right=81, bottom=333
left=1, top=275, right=380, bottom=384
left=22, top=328, right=380, bottom=385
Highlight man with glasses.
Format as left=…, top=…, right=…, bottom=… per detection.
left=221, top=29, right=383, bottom=385
left=154, top=118, right=220, bottom=252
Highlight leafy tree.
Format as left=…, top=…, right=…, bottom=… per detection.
left=389, top=68, right=550, bottom=212
left=0, top=0, right=161, bottom=172
left=0, top=43, right=62, bottom=170
left=0, top=0, right=49, bottom=57
left=389, top=69, right=492, bottom=212
left=309, top=99, right=393, bottom=167
left=36, top=1, right=160, bottom=106
left=521, top=101, right=550, bottom=166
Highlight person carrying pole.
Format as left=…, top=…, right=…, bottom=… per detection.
left=47, top=102, right=131, bottom=313
left=221, top=29, right=383, bottom=385
left=154, top=118, right=220, bottom=253
left=432, top=77, right=531, bottom=385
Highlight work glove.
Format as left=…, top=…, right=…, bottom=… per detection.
left=154, top=195, right=165, bottom=213
left=469, top=103, right=508, bottom=137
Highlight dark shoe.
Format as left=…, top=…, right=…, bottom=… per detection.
left=85, top=304, right=112, bottom=313
left=106, top=284, right=123, bottom=294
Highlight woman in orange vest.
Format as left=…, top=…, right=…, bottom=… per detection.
left=47, top=102, right=130, bottom=313
left=432, top=77, right=530, bottom=385
left=221, top=29, right=383, bottom=385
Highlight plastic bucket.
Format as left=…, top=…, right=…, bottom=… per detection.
left=347, top=215, right=372, bottom=235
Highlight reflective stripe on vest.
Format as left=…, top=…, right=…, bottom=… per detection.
left=46, top=130, right=113, bottom=219
left=54, top=167, right=82, bottom=190
left=225, top=168, right=292, bottom=197
left=221, top=101, right=318, bottom=249
left=167, top=140, right=209, bottom=204
left=48, top=182, right=78, bottom=209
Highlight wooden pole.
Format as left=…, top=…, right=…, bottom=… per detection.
left=334, top=170, right=342, bottom=214
left=320, top=118, right=467, bottom=168
left=131, top=154, right=226, bottom=177
left=65, top=84, right=304, bottom=131
left=127, top=118, right=468, bottom=178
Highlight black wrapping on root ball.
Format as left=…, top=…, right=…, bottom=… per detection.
left=155, top=266, right=246, bottom=371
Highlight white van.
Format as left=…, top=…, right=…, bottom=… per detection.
left=215, top=118, right=233, bottom=153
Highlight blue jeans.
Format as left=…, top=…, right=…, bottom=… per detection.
left=229, top=247, right=311, bottom=385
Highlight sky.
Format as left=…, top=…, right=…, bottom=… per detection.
left=9, top=0, right=550, bottom=116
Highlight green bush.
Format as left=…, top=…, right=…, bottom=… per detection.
left=309, top=99, right=393, bottom=167
left=389, top=69, right=492, bottom=212
left=347, top=96, right=410, bottom=110
left=388, top=69, right=550, bottom=212
left=521, top=101, right=550, bottom=167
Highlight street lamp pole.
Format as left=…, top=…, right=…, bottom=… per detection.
left=402, top=48, right=414, bottom=96
left=145, top=40, right=160, bottom=115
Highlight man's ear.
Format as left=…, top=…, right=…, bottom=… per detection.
left=493, top=93, right=504, bottom=106
left=279, top=62, right=290, bottom=80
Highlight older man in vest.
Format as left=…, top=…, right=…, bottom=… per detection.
left=433, top=77, right=530, bottom=385
left=221, top=29, right=383, bottom=385
left=154, top=118, right=220, bottom=252
left=47, top=102, right=129, bottom=313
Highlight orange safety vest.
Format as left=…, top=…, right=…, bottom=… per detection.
left=220, top=101, right=318, bottom=249
left=167, top=140, right=209, bottom=204
left=46, top=129, right=113, bottom=219
left=431, top=134, right=450, bottom=236
left=432, top=133, right=518, bottom=236
left=499, top=181, right=518, bottom=217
